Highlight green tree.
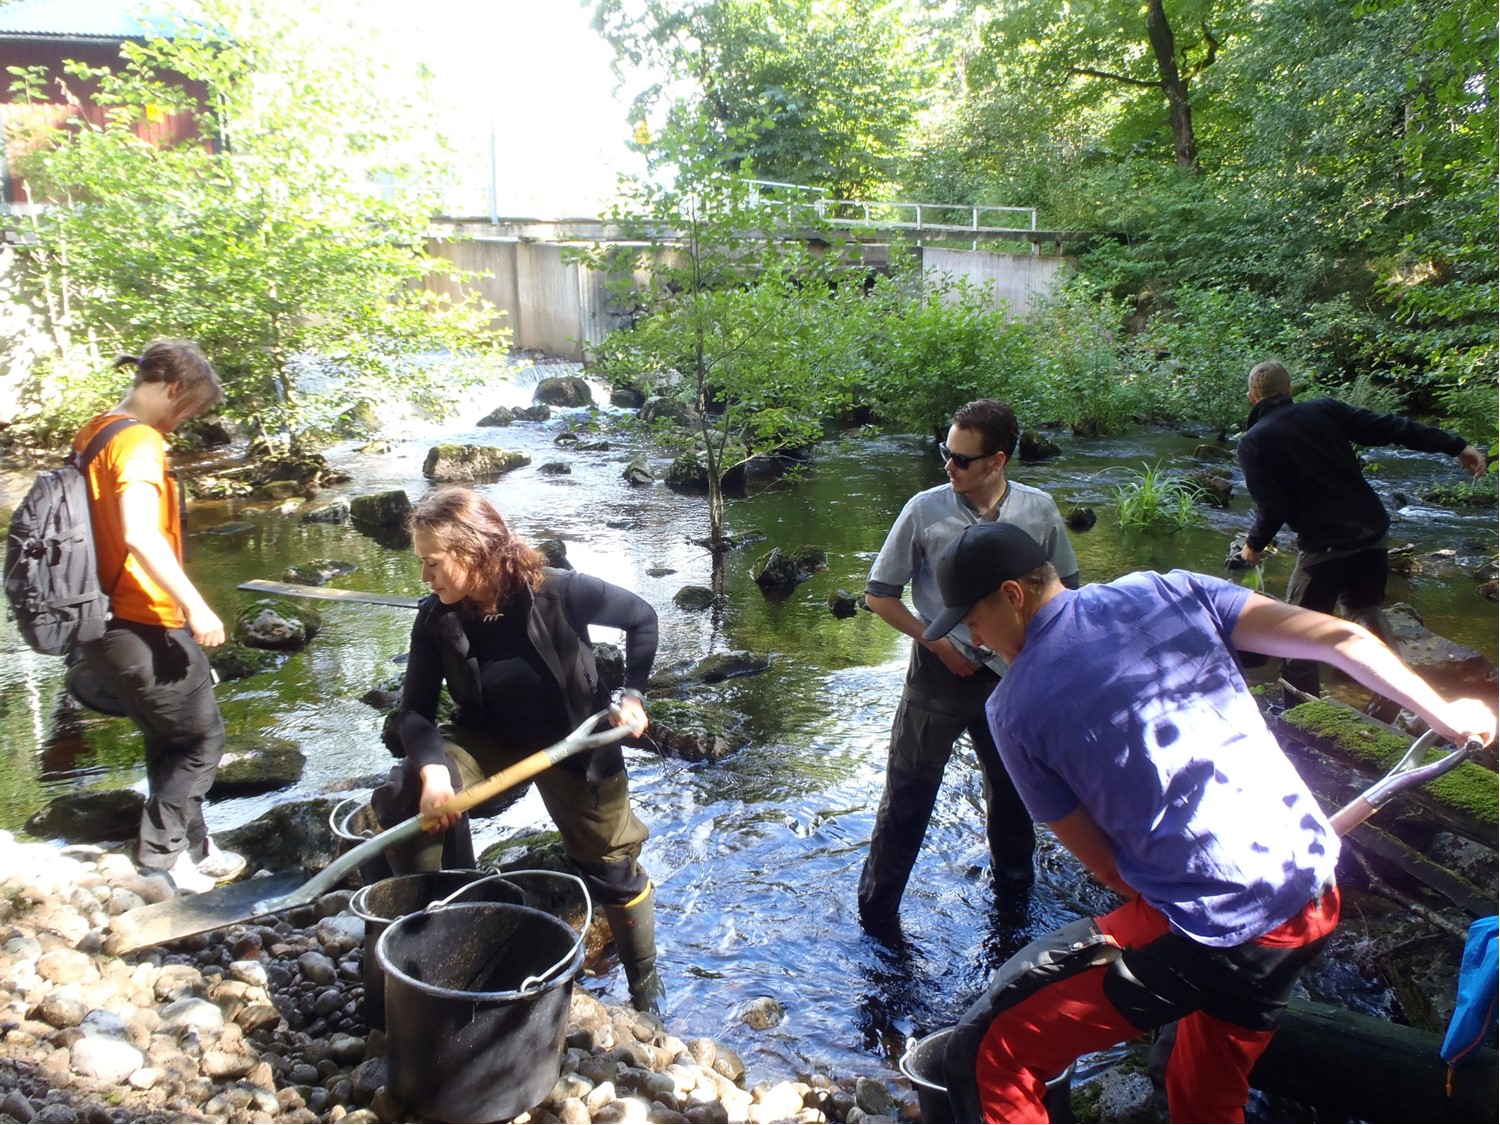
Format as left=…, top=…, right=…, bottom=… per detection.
left=592, top=0, right=925, bottom=198
left=588, top=113, right=863, bottom=558
left=5, top=0, right=504, bottom=450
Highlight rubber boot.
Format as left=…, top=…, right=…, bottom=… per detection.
left=602, top=883, right=666, bottom=1016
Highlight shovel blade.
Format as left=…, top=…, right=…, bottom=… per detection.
left=109, top=871, right=312, bottom=955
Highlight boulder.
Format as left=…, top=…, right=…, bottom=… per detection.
left=209, top=735, right=307, bottom=798
left=623, top=458, right=654, bottom=486
left=538, top=461, right=572, bottom=475
left=25, top=789, right=145, bottom=844
left=1193, top=443, right=1235, bottom=463
left=1384, top=603, right=1497, bottom=700
left=220, top=796, right=342, bottom=875
left=1184, top=469, right=1233, bottom=508
left=1065, top=506, right=1097, bottom=532
left=282, top=560, right=357, bottom=586
left=610, top=385, right=646, bottom=408
left=640, top=395, right=693, bottom=426
left=643, top=700, right=751, bottom=763
left=536, top=537, right=573, bottom=570
left=234, top=598, right=322, bottom=650
left=534, top=375, right=594, bottom=407
left=477, top=406, right=514, bottom=427
left=828, top=590, right=860, bottom=618
left=790, top=545, right=827, bottom=573
left=753, top=547, right=825, bottom=593
left=673, top=586, right=716, bottom=612
left=349, top=490, right=410, bottom=529
left=301, top=500, right=350, bottom=524
left=664, top=454, right=709, bottom=494
left=209, top=643, right=283, bottom=682
left=691, top=650, right=770, bottom=683
left=513, top=404, right=552, bottom=422
left=1017, top=430, right=1062, bottom=462
left=422, top=444, right=530, bottom=482
left=592, top=643, right=625, bottom=694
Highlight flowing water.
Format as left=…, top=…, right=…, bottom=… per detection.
left=2, top=363, right=1495, bottom=1086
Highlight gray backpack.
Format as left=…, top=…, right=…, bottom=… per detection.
left=4, top=417, right=143, bottom=655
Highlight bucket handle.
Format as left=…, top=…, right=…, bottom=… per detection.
left=437, top=870, right=592, bottom=996
left=329, top=793, right=371, bottom=840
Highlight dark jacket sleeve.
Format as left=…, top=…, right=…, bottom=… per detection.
left=564, top=572, right=659, bottom=693
left=1333, top=400, right=1467, bottom=456
left=1238, top=433, right=1287, bottom=552
left=395, top=605, right=450, bottom=770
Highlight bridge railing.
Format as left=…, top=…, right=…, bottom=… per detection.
left=745, top=179, right=1037, bottom=235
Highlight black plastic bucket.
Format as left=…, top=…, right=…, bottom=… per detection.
left=328, top=795, right=395, bottom=888
left=351, top=871, right=523, bottom=1030
left=376, top=901, right=585, bottom=1122
left=899, top=1027, right=1075, bottom=1123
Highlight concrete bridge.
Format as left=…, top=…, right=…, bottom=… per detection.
left=425, top=205, right=1086, bottom=362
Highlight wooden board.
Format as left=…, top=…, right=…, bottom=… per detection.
left=239, top=579, right=421, bottom=608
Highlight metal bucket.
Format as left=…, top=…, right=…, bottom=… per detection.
left=350, top=870, right=523, bottom=1030
left=328, top=795, right=394, bottom=889
left=899, top=1026, right=1075, bottom=1123
left=376, top=900, right=587, bottom=1122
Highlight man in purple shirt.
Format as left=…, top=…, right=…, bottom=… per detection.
left=924, top=521, right=1495, bottom=1123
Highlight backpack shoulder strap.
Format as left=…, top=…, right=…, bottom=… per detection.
left=78, top=416, right=146, bottom=468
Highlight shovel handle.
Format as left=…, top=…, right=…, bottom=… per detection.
left=417, top=708, right=628, bottom=831
left=1329, top=733, right=1482, bottom=837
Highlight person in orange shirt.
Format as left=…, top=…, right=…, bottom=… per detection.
left=74, top=340, right=243, bottom=895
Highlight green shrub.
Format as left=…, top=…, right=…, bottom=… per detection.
left=1113, top=463, right=1200, bottom=530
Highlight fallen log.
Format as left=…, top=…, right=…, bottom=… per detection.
left=1273, top=698, right=1498, bottom=849
left=1251, top=998, right=1497, bottom=1123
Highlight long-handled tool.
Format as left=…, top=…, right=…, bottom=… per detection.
left=108, top=709, right=629, bottom=954
left=1329, top=729, right=1485, bottom=836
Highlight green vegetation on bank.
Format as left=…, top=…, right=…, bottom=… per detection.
left=2, top=0, right=504, bottom=453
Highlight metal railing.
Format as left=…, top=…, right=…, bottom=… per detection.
left=745, top=179, right=1037, bottom=235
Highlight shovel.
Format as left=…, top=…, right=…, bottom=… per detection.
left=108, top=709, right=630, bottom=954
left=1329, top=729, right=1485, bottom=836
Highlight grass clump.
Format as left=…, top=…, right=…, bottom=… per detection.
left=1113, top=462, right=1199, bottom=531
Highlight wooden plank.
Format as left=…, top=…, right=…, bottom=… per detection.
left=238, top=579, right=421, bottom=608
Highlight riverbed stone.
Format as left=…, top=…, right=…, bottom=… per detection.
left=478, top=405, right=515, bottom=426
left=70, top=1034, right=143, bottom=1082
left=349, top=489, right=410, bottom=529
left=1385, top=603, right=1497, bottom=698
left=1018, top=430, right=1062, bottom=462
left=24, top=790, right=144, bottom=846
left=828, top=590, right=859, bottom=618
left=624, top=458, right=655, bottom=486
left=423, top=443, right=531, bottom=481
left=692, top=650, right=770, bottom=683
left=665, top=454, right=709, bottom=493
left=539, top=461, right=573, bottom=475
left=740, top=996, right=783, bottom=1030
left=301, top=500, right=350, bottom=524
left=234, top=598, right=323, bottom=650
left=209, top=643, right=283, bottom=681
left=535, top=375, right=594, bottom=407
left=673, top=586, right=716, bottom=611
left=1065, top=506, right=1097, bottom=532
left=209, top=735, right=307, bottom=797
left=219, top=797, right=341, bottom=875
left=515, top=404, right=553, bottom=422
left=282, top=559, right=357, bottom=586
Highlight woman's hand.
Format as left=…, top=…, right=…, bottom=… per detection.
left=614, top=691, right=649, bottom=737
left=418, top=764, right=460, bottom=832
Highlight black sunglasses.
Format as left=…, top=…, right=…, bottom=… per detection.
left=938, top=441, right=996, bottom=470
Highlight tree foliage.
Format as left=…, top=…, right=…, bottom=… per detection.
left=5, top=0, right=505, bottom=449
left=592, top=0, right=926, bottom=198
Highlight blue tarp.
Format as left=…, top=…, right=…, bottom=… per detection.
left=1440, top=915, right=1498, bottom=1067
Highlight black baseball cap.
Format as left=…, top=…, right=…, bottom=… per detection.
left=922, top=521, right=1049, bottom=641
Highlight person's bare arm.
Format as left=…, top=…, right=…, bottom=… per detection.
left=1047, top=806, right=1137, bottom=899
left=1231, top=594, right=1496, bottom=746
left=119, top=481, right=224, bottom=646
left=866, top=592, right=979, bottom=676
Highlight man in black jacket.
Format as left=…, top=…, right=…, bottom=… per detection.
left=1236, top=360, right=1486, bottom=702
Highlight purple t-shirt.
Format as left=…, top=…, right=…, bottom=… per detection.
left=988, top=570, right=1340, bottom=947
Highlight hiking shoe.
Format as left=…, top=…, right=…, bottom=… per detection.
left=195, top=838, right=247, bottom=882
left=138, top=851, right=216, bottom=895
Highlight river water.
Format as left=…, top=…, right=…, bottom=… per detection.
left=2, top=362, right=1495, bottom=1087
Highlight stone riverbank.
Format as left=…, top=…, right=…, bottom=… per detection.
left=3, top=831, right=1164, bottom=1125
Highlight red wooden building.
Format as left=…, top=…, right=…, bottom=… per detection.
left=0, top=0, right=206, bottom=205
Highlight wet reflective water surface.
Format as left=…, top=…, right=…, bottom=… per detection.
left=3, top=364, right=1494, bottom=1085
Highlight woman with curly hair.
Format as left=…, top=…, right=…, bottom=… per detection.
left=374, top=486, right=666, bottom=1013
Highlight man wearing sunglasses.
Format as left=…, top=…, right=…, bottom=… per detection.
left=859, top=399, right=1079, bottom=938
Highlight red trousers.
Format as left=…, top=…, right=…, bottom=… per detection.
left=972, top=889, right=1340, bottom=1123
